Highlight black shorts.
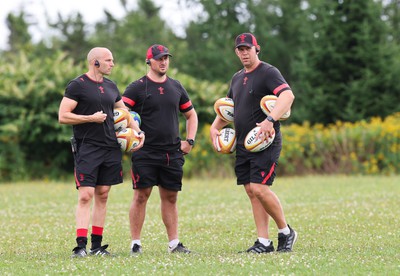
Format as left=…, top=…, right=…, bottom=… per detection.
left=235, top=131, right=282, bottom=186
left=74, top=143, right=123, bottom=189
left=130, top=148, right=185, bottom=191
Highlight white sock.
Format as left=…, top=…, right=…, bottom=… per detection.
left=278, top=226, right=290, bottom=235
left=258, top=237, right=272, bottom=246
left=168, top=239, right=179, bottom=248
left=131, top=240, right=141, bottom=248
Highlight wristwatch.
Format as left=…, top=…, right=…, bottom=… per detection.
left=186, top=139, right=195, bottom=146
left=266, top=115, right=276, bottom=123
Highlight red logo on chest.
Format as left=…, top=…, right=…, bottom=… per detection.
left=158, top=87, right=164, bottom=94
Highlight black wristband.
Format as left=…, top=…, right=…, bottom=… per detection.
left=138, top=131, right=145, bottom=135
left=266, top=115, right=276, bottom=123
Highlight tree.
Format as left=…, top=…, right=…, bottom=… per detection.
left=5, top=11, right=32, bottom=53
left=90, top=0, right=179, bottom=66
left=179, top=0, right=309, bottom=83
left=247, top=0, right=308, bottom=84
left=47, top=12, right=91, bottom=62
left=291, top=0, right=400, bottom=124
left=180, top=0, right=250, bottom=82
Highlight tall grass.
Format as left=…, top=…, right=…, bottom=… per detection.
left=0, top=176, right=399, bottom=275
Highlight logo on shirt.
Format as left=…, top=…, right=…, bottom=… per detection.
left=98, top=86, right=105, bottom=94
left=243, top=76, right=248, bottom=85
left=158, top=87, right=164, bottom=94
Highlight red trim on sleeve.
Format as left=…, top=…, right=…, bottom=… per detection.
left=122, top=96, right=136, bottom=107
left=180, top=101, right=192, bottom=111
left=273, top=84, right=289, bottom=95
left=261, top=163, right=276, bottom=184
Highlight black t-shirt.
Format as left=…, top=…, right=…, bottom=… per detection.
left=228, top=62, right=291, bottom=144
left=64, top=73, right=121, bottom=148
left=122, top=75, right=193, bottom=151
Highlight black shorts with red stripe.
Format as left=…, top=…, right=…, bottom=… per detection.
left=130, top=147, right=185, bottom=191
left=235, top=131, right=282, bottom=186
left=74, top=143, right=123, bottom=189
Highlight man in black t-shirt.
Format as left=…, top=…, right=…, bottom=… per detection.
left=210, top=33, right=297, bottom=253
left=59, top=47, right=144, bottom=257
left=122, top=44, right=198, bottom=254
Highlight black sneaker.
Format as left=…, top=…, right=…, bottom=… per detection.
left=277, top=225, right=298, bottom=252
left=89, top=244, right=110, bottom=256
left=168, top=242, right=191, bottom=254
left=131, top=244, right=142, bottom=255
left=244, top=240, right=275, bottom=253
left=71, top=246, right=87, bottom=258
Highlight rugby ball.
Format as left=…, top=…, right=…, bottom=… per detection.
left=130, top=111, right=141, bottom=127
left=215, top=128, right=236, bottom=154
left=260, top=95, right=291, bottom=120
left=244, top=126, right=275, bottom=152
left=114, top=108, right=132, bottom=131
left=116, top=128, right=141, bottom=152
left=214, top=97, right=234, bottom=123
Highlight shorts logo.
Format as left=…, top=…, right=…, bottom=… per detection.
left=134, top=174, right=140, bottom=183
left=260, top=171, right=265, bottom=177
left=79, top=173, right=84, bottom=181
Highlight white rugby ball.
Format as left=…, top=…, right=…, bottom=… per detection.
left=116, top=128, right=141, bottom=152
left=215, top=128, right=236, bottom=154
left=260, top=95, right=291, bottom=120
left=244, top=126, right=275, bottom=152
left=114, top=108, right=133, bottom=131
left=214, top=97, right=234, bottom=123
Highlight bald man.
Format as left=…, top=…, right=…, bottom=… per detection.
left=59, top=47, right=145, bottom=257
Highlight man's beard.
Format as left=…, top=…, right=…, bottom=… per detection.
left=157, top=71, right=166, bottom=77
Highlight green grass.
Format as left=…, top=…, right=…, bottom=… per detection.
left=0, top=175, right=399, bottom=275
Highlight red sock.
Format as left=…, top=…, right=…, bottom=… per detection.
left=92, top=226, right=104, bottom=236
left=76, top=228, right=88, bottom=237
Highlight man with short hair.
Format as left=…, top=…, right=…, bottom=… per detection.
left=210, top=33, right=297, bottom=253
left=59, top=47, right=144, bottom=257
left=122, top=44, right=198, bottom=254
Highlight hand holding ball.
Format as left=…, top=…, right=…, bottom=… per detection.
left=244, top=126, right=275, bottom=152
left=215, top=128, right=236, bottom=154
left=116, top=128, right=141, bottom=152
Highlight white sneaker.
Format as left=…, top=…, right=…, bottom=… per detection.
left=168, top=242, right=191, bottom=253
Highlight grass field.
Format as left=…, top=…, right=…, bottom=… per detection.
left=0, top=175, right=399, bottom=275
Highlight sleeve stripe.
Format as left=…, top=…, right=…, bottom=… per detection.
left=273, top=84, right=290, bottom=95
left=180, top=101, right=192, bottom=110
left=122, top=96, right=135, bottom=107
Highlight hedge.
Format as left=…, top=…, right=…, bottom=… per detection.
left=1, top=52, right=398, bottom=182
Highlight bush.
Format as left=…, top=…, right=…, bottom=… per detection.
left=279, top=113, right=400, bottom=175
left=0, top=51, right=398, bottom=182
